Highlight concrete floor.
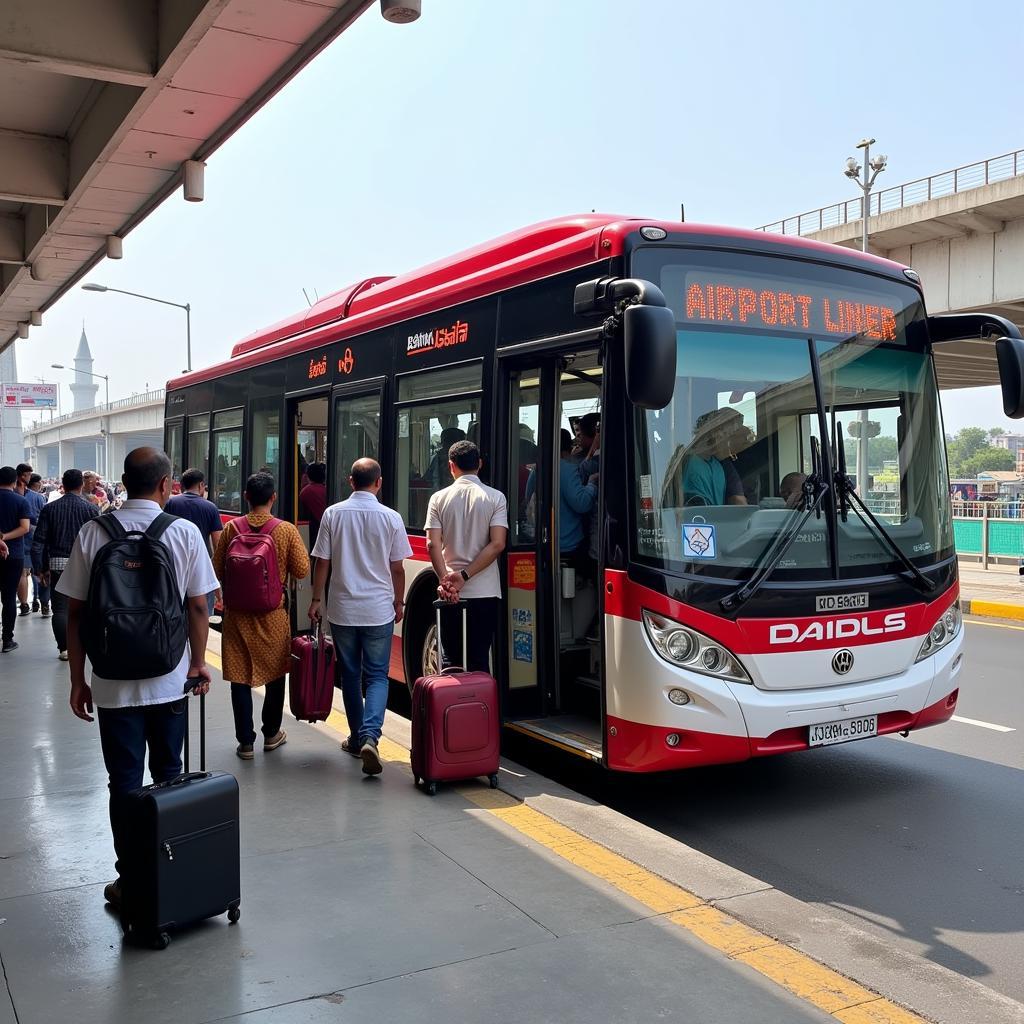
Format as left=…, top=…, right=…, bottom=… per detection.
left=0, top=612, right=832, bottom=1024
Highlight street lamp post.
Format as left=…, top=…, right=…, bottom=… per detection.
left=844, top=139, right=888, bottom=496
left=82, top=284, right=192, bottom=372
left=52, top=363, right=110, bottom=479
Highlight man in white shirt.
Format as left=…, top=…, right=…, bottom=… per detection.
left=308, top=458, right=412, bottom=776
left=425, top=440, right=508, bottom=674
left=57, top=447, right=218, bottom=909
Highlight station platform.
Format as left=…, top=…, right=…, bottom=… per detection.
left=1, top=612, right=990, bottom=1024
left=957, top=559, right=1024, bottom=619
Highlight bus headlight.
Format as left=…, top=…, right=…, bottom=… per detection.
left=915, top=604, right=962, bottom=662
left=642, top=610, right=750, bottom=683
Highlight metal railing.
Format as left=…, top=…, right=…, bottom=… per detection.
left=756, top=149, right=1024, bottom=237
left=26, top=388, right=165, bottom=431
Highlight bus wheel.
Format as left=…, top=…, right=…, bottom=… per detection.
left=421, top=621, right=440, bottom=680
left=404, top=590, right=440, bottom=698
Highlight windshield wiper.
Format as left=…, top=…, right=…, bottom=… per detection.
left=721, top=437, right=830, bottom=613
left=833, top=440, right=936, bottom=594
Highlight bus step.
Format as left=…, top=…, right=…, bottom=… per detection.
left=575, top=674, right=601, bottom=690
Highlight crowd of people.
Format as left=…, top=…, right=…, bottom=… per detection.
left=1, top=439, right=508, bottom=911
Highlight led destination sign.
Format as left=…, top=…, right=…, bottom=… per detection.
left=672, top=270, right=899, bottom=341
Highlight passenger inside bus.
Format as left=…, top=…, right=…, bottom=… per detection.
left=682, top=408, right=751, bottom=506
left=780, top=471, right=807, bottom=508
left=299, top=463, right=328, bottom=545
left=422, top=427, right=465, bottom=490
left=559, top=428, right=598, bottom=558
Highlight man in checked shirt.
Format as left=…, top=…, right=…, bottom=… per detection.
left=32, top=469, right=99, bottom=661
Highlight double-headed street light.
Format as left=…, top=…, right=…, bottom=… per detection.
left=51, top=362, right=110, bottom=479
left=82, top=284, right=192, bottom=372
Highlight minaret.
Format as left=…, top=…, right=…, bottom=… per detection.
left=71, top=326, right=99, bottom=411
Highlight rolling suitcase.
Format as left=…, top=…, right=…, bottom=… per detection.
left=411, top=600, right=500, bottom=795
left=119, top=691, right=241, bottom=949
left=289, top=621, right=336, bottom=723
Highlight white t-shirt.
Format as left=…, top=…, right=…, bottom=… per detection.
left=311, top=490, right=413, bottom=626
left=424, top=475, right=508, bottom=600
left=56, top=499, right=219, bottom=709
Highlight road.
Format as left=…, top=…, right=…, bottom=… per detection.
left=510, top=617, right=1024, bottom=1005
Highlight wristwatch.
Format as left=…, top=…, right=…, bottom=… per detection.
left=460, top=569, right=470, bottom=582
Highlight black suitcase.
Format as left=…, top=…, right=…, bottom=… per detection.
left=119, top=692, right=241, bottom=949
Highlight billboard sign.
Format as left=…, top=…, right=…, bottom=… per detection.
left=1, top=383, right=58, bottom=409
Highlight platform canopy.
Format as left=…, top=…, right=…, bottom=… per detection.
left=0, top=0, right=374, bottom=354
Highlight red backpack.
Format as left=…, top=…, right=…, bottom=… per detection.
left=223, top=517, right=284, bottom=614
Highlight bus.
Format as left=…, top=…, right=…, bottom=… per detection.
left=165, top=214, right=1024, bottom=772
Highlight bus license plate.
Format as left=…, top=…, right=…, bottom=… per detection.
left=815, top=592, right=868, bottom=612
left=808, top=715, right=878, bottom=747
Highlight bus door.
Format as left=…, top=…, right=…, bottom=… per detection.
left=286, top=391, right=330, bottom=627
left=498, top=347, right=604, bottom=762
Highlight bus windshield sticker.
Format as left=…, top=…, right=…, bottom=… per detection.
left=682, top=522, right=717, bottom=559
left=398, top=410, right=410, bottom=438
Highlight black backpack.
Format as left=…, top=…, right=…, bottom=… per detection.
left=82, top=513, right=188, bottom=680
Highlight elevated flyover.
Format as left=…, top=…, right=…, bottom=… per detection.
left=0, top=0, right=375, bottom=353
left=758, top=150, right=1024, bottom=389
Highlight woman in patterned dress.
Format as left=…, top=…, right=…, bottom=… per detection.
left=214, top=472, right=310, bottom=759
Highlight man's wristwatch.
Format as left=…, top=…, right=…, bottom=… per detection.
left=460, top=569, right=470, bottom=582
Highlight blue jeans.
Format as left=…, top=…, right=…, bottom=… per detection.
left=97, top=699, right=188, bottom=876
left=330, top=621, right=393, bottom=745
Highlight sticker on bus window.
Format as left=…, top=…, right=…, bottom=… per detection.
left=682, top=522, right=717, bottom=559
left=513, top=629, right=534, bottom=663
left=398, top=411, right=410, bottom=438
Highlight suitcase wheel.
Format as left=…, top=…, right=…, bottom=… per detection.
left=228, top=904, right=241, bottom=924
left=489, top=774, right=499, bottom=789
left=426, top=781, right=438, bottom=796
left=153, top=931, right=171, bottom=951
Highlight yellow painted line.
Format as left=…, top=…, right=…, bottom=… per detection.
left=303, top=706, right=928, bottom=1023
left=965, top=599, right=1024, bottom=622
left=965, top=617, right=1024, bottom=632
left=456, top=790, right=929, bottom=1023
left=205, top=648, right=222, bottom=671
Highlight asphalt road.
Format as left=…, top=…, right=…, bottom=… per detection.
left=509, top=617, right=1024, bottom=1005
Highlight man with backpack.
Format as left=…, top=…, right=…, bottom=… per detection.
left=56, top=448, right=218, bottom=909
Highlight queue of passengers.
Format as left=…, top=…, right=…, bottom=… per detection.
left=5, top=442, right=508, bottom=912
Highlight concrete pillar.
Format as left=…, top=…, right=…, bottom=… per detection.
left=107, top=434, right=127, bottom=479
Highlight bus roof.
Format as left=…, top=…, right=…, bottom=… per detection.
left=171, top=214, right=905, bottom=390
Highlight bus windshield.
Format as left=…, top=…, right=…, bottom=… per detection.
left=630, top=249, right=953, bottom=581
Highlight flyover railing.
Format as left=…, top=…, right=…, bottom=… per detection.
left=756, top=149, right=1024, bottom=237
left=27, top=388, right=165, bottom=430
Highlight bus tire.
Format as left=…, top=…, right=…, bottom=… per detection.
left=403, top=577, right=438, bottom=697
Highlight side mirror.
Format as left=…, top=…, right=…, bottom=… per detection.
left=624, top=304, right=677, bottom=410
left=996, top=336, right=1024, bottom=418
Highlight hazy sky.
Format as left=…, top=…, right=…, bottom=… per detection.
left=13, top=0, right=1024, bottom=435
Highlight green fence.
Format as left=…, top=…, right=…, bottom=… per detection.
left=953, top=515, right=1024, bottom=565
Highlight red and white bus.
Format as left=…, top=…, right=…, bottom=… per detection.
left=166, top=215, right=1024, bottom=772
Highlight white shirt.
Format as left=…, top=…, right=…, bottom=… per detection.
left=425, top=475, right=508, bottom=599
left=311, top=490, right=413, bottom=626
left=56, top=499, right=219, bottom=709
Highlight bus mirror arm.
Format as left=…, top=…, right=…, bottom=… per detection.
left=573, top=277, right=677, bottom=410
left=929, top=313, right=1024, bottom=419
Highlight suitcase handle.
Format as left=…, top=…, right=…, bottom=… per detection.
left=183, top=688, right=206, bottom=773
left=152, top=771, right=209, bottom=788
left=433, top=598, right=469, bottom=671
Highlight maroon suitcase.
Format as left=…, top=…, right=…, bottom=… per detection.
left=289, top=621, right=336, bottom=723
left=412, top=600, right=500, bottom=795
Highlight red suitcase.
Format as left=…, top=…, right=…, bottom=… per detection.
left=412, top=600, right=500, bottom=795
left=289, top=621, right=336, bottom=723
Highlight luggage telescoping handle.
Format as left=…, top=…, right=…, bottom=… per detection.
left=433, top=598, right=469, bottom=672
left=183, top=685, right=206, bottom=774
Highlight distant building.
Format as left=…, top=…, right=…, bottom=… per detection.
left=991, top=432, right=1024, bottom=455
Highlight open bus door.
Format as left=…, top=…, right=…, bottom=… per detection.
left=498, top=347, right=605, bottom=763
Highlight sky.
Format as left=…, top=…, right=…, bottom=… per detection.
left=12, top=0, right=1024, bottom=435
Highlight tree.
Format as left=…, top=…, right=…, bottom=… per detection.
left=957, top=447, right=1015, bottom=478
left=988, top=427, right=1006, bottom=438
left=946, top=426, right=994, bottom=477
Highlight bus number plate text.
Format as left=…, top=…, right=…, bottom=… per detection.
left=815, top=592, right=868, bottom=612
left=808, top=715, right=877, bottom=747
